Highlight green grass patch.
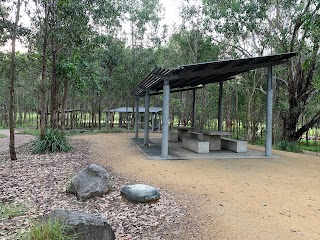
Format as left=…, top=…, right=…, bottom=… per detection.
left=0, top=201, right=24, bottom=220
left=32, top=129, right=71, bottom=154
left=274, top=140, right=302, bottom=153
left=299, top=139, right=320, bottom=152
left=23, top=219, right=77, bottom=240
left=0, top=133, right=7, bottom=138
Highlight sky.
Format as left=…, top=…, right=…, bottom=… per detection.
left=160, top=0, right=183, bottom=26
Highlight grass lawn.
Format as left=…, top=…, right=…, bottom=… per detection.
left=299, top=140, right=320, bottom=152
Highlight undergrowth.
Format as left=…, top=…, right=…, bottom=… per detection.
left=275, top=140, right=302, bottom=153
left=0, top=201, right=24, bottom=220
left=32, top=129, right=71, bottom=154
left=23, top=219, right=76, bottom=240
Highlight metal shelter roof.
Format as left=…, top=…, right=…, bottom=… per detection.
left=133, top=52, right=297, bottom=96
left=107, top=107, right=162, bottom=113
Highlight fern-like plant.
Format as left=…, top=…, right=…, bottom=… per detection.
left=32, top=129, right=71, bottom=154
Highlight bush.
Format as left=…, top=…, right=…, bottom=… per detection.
left=275, top=140, right=301, bottom=153
left=24, top=219, right=76, bottom=240
left=32, top=129, right=71, bottom=154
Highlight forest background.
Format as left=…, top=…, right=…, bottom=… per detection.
left=1, top=0, right=320, bottom=159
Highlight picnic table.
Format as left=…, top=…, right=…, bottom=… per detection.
left=175, top=126, right=195, bottom=141
left=199, top=130, right=233, bottom=150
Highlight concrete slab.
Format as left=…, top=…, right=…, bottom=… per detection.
left=221, top=138, right=247, bottom=153
left=182, top=137, right=209, bottom=154
left=130, top=137, right=278, bottom=160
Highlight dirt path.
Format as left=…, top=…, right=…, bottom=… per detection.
left=0, top=129, right=36, bottom=152
left=74, top=133, right=320, bottom=240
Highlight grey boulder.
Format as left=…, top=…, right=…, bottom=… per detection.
left=68, top=164, right=113, bottom=200
left=121, top=184, right=161, bottom=203
left=48, top=209, right=115, bottom=240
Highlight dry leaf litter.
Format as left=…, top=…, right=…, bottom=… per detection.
left=0, top=140, right=191, bottom=240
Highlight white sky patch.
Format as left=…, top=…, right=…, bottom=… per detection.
left=160, top=0, right=183, bottom=27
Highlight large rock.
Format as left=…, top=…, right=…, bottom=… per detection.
left=48, top=209, right=115, bottom=240
left=121, top=184, right=161, bottom=203
left=68, top=164, right=113, bottom=200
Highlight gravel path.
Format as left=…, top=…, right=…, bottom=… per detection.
left=0, top=129, right=36, bottom=152
left=74, top=132, right=320, bottom=240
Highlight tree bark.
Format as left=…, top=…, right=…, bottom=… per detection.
left=60, top=78, right=68, bottom=130
left=49, top=0, right=59, bottom=129
left=40, top=2, right=49, bottom=137
left=282, top=50, right=320, bottom=142
left=9, top=0, right=21, bottom=160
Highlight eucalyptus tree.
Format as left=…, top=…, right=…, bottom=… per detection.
left=29, top=0, right=124, bottom=132
left=202, top=0, right=320, bottom=142
left=266, top=0, right=320, bottom=141
left=122, top=0, right=162, bottom=94
left=0, top=52, right=10, bottom=127
left=8, top=0, right=22, bottom=160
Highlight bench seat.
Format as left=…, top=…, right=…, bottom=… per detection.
left=221, top=138, right=247, bottom=153
left=182, top=137, right=209, bottom=153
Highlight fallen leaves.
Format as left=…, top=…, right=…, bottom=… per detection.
left=0, top=140, right=189, bottom=239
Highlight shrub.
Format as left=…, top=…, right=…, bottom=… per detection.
left=24, top=219, right=76, bottom=240
left=32, top=129, right=71, bottom=154
left=275, top=140, right=301, bottom=153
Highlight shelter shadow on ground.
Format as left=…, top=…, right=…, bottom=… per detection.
left=130, top=137, right=278, bottom=160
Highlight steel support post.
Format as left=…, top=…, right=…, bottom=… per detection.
left=265, top=66, right=273, bottom=157
left=218, top=80, right=223, bottom=131
left=191, top=89, right=196, bottom=128
left=134, top=96, right=139, bottom=138
left=152, top=114, right=155, bottom=132
left=161, top=80, right=170, bottom=159
left=144, top=91, right=150, bottom=145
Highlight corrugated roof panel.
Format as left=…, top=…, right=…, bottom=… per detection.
left=132, top=52, right=297, bottom=96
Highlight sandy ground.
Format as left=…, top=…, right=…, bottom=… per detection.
left=0, top=129, right=36, bottom=152
left=73, top=132, right=320, bottom=240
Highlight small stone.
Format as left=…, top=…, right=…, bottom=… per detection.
left=121, top=184, right=160, bottom=203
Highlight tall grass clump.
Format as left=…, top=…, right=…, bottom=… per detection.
left=32, top=129, right=71, bottom=154
left=275, top=140, right=301, bottom=153
left=24, top=219, right=76, bottom=240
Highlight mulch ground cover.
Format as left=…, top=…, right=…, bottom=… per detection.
left=0, top=140, right=189, bottom=240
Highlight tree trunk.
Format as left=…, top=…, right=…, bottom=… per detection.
left=98, top=94, right=101, bottom=130
left=49, top=1, right=59, bottom=130
left=235, top=83, right=239, bottom=140
left=60, top=78, right=68, bottom=131
left=245, top=82, right=252, bottom=142
left=40, top=2, right=49, bottom=137
left=50, top=46, right=59, bottom=129
left=8, top=0, right=21, bottom=160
